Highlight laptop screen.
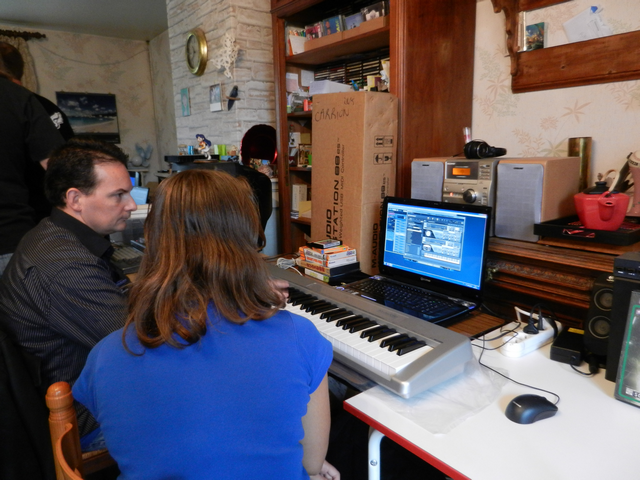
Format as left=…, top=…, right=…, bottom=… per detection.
left=380, top=197, right=491, bottom=300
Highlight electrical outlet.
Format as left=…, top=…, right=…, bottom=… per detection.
left=500, top=308, right=561, bottom=358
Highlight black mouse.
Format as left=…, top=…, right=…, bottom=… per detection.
left=505, top=394, right=558, bottom=424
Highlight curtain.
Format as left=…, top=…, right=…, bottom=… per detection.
left=0, top=35, right=38, bottom=92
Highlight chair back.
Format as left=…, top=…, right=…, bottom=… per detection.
left=46, top=382, right=84, bottom=480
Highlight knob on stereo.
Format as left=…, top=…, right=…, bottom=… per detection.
left=463, top=189, right=477, bottom=203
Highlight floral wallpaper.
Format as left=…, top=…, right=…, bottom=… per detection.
left=1, top=24, right=165, bottom=179
left=472, top=0, right=640, bottom=185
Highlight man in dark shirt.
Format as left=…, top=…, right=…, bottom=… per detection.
left=0, top=139, right=137, bottom=449
left=0, top=41, right=75, bottom=223
left=0, top=64, right=64, bottom=273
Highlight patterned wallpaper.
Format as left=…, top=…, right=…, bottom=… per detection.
left=0, top=24, right=165, bottom=178
left=473, top=0, right=640, bottom=185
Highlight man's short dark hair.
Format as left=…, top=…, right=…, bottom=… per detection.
left=0, top=42, right=24, bottom=80
left=45, top=138, right=129, bottom=207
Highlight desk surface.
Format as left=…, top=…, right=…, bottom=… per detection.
left=345, top=339, right=640, bottom=480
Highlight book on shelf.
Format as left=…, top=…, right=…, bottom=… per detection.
left=361, top=2, right=387, bottom=21
left=303, top=268, right=355, bottom=284
left=344, top=12, right=363, bottom=30
left=305, top=23, right=323, bottom=39
left=300, top=246, right=357, bottom=263
left=296, top=258, right=360, bottom=276
left=304, top=255, right=358, bottom=268
left=525, top=22, right=546, bottom=51
left=321, top=15, right=344, bottom=36
left=291, top=183, right=307, bottom=219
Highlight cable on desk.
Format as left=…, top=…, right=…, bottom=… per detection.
left=474, top=329, right=561, bottom=406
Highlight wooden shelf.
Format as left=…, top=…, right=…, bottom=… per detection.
left=288, top=111, right=312, bottom=119
left=292, top=217, right=311, bottom=226
left=285, top=26, right=390, bottom=66
left=290, top=166, right=312, bottom=172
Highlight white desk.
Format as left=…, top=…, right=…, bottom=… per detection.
left=344, top=339, right=640, bottom=480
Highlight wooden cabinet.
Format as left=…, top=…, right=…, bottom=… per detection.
left=272, top=0, right=477, bottom=253
left=484, top=238, right=618, bottom=329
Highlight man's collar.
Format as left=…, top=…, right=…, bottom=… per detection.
left=50, top=208, right=113, bottom=259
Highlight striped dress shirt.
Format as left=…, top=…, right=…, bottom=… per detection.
left=0, top=208, right=128, bottom=436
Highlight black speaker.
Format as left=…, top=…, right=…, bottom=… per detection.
left=584, top=273, right=614, bottom=356
left=606, top=252, right=640, bottom=382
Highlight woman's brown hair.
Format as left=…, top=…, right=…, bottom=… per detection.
left=124, top=169, right=283, bottom=350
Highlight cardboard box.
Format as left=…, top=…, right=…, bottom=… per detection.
left=311, top=92, right=398, bottom=274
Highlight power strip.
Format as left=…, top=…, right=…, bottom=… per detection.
left=499, top=308, right=561, bottom=358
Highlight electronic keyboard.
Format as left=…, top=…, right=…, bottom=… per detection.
left=269, top=264, right=473, bottom=399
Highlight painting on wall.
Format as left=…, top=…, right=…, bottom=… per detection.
left=209, top=84, right=223, bottom=112
left=56, top=92, right=120, bottom=143
left=180, top=88, right=191, bottom=117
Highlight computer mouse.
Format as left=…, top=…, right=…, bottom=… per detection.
left=505, top=394, right=558, bottom=424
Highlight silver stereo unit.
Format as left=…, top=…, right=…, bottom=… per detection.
left=442, top=158, right=499, bottom=207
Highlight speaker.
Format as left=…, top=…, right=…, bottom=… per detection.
left=584, top=273, right=614, bottom=356
left=494, top=157, right=581, bottom=242
left=606, top=252, right=640, bottom=381
left=411, top=158, right=446, bottom=201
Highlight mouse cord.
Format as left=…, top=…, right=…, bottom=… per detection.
left=474, top=335, right=561, bottom=406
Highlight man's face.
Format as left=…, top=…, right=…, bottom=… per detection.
left=78, top=162, right=137, bottom=236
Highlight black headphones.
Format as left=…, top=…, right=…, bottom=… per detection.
left=464, top=140, right=507, bottom=159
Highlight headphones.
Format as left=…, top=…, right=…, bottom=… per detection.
left=464, top=140, right=507, bottom=159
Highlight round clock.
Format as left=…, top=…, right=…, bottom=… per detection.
left=185, top=28, right=208, bottom=76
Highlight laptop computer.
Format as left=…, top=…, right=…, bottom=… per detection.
left=337, top=196, right=491, bottom=324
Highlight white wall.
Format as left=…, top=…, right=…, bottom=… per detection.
left=3, top=24, right=166, bottom=175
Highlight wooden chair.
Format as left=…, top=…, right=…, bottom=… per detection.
left=46, top=382, right=117, bottom=480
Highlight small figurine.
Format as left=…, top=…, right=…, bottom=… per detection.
left=196, top=134, right=212, bottom=160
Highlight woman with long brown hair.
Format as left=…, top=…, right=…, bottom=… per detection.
left=73, top=170, right=339, bottom=479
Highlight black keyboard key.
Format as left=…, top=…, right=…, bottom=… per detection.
left=337, top=316, right=365, bottom=328
left=388, top=337, right=416, bottom=352
left=292, top=295, right=315, bottom=306
left=361, top=326, right=385, bottom=338
left=327, top=311, right=355, bottom=322
left=380, top=334, right=410, bottom=348
left=320, top=308, right=347, bottom=319
left=303, top=300, right=329, bottom=312
left=368, top=328, right=397, bottom=342
left=397, top=341, right=427, bottom=356
left=349, top=320, right=377, bottom=333
left=311, top=304, right=339, bottom=315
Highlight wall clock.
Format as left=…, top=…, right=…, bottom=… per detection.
left=185, top=28, right=208, bottom=76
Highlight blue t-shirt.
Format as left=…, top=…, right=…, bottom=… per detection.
left=73, top=307, right=332, bottom=480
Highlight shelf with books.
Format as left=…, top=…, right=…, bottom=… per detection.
left=273, top=0, right=477, bottom=254
left=285, top=25, right=390, bottom=66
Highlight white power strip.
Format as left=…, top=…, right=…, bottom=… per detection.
left=499, top=308, right=561, bottom=358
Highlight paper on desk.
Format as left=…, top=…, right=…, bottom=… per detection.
left=365, top=359, right=507, bottom=434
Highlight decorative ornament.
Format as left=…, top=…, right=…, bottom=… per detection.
left=212, top=32, right=239, bottom=79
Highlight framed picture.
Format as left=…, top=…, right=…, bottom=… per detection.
left=210, top=84, right=223, bottom=112
left=297, top=144, right=312, bottom=167
left=181, top=88, right=191, bottom=116
left=56, top=92, right=120, bottom=143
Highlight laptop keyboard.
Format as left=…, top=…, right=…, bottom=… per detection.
left=346, top=279, right=467, bottom=321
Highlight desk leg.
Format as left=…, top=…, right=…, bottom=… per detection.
left=368, top=427, right=385, bottom=480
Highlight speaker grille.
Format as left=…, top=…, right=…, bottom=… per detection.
left=411, top=162, right=444, bottom=201
left=495, top=164, right=543, bottom=242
